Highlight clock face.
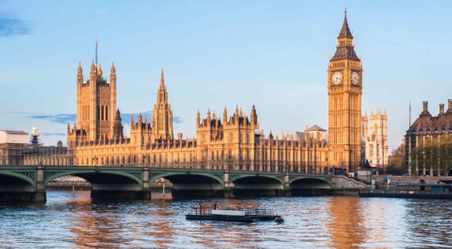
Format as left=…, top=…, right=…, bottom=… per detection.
left=331, top=71, right=342, bottom=85
left=351, top=71, right=360, bottom=86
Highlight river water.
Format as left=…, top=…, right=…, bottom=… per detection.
left=0, top=191, right=451, bottom=248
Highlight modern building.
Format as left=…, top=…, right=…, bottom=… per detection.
left=405, top=100, right=452, bottom=176
left=362, top=110, right=388, bottom=168
left=21, top=12, right=363, bottom=173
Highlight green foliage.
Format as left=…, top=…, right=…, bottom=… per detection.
left=409, top=135, right=451, bottom=175
left=388, top=144, right=404, bottom=175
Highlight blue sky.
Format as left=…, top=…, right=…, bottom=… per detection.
left=0, top=0, right=451, bottom=151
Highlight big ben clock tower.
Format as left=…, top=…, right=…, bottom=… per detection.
left=328, top=11, right=362, bottom=172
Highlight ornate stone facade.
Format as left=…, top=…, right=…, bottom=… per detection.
left=24, top=12, right=362, bottom=173
left=405, top=100, right=452, bottom=176
left=327, top=12, right=363, bottom=172
left=362, top=110, right=388, bottom=168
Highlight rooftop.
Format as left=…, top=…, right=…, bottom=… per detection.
left=0, top=129, right=29, bottom=135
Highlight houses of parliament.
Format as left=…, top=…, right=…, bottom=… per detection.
left=23, top=12, right=363, bottom=173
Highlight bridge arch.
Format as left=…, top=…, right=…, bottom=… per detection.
left=289, top=177, right=331, bottom=190
left=289, top=177, right=330, bottom=186
left=0, top=171, right=36, bottom=187
left=44, top=169, right=145, bottom=200
left=151, top=172, right=224, bottom=198
left=150, top=172, right=223, bottom=186
left=45, top=170, right=142, bottom=186
left=0, top=171, right=39, bottom=201
left=231, top=175, right=285, bottom=185
left=231, top=175, right=285, bottom=196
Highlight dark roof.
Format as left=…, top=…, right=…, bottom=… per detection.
left=409, top=111, right=452, bottom=132
left=330, top=46, right=360, bottom=61
left=330, top=11, right=360, bottom=62
left=338, top=11, right=353, bottom=39
left=307, top=125, right=327, bottom=131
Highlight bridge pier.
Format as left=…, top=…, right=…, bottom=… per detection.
left=142, top=168, right=152, bottom=200
left=34, top=165, right=47, bottom=203
left=223, top=171, right=234, bottom=198
left=0, top=166, right=46, bottom=203
left=283, top=173, right=291, bottom=196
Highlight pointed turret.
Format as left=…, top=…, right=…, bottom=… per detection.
left=90, top=60, right=96, bottom=75
left=112, top=109, right=124, bottom=140
left=156, top=68, right=168, bottom=104
left=159, top=68, right=166, bottom=90
left=196, top=109, right=201, bottom=126
left=151, top=67, right=173, bottom=141
left=138, top=113, right=143, bottom=125
left=110, top=62, right=116, bottom=83
left=77, top=62, right=83, bottom=74
left=338, top=10, right=353, bottom=39
left=77, top=62, right=83, bottom=83
left=250, top=105, right=257, bottom=125
left=222, top=106, right=228, bottom=124
left=110, top=62, right=116, bottom=75
left=331, top=10, right=360, bottom=62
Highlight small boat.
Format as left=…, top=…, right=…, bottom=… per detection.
left=186, top=204, right=284, bottom=223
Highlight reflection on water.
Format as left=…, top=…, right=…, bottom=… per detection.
left=327, top=197, right=365, bottom=249
left=0, top=191, right=451, bottom=248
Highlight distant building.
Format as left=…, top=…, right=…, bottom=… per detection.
left=0, top=128, right=71, bottom=166
left=0, top=130, right=29, bottom=165
left=0, top=130, right=29, bottom=144
left=23, top=141, right=72, bottom=166
left=362, top=110, right=388, bottom=168
left=306, top=125, right=328, bottom=141
left=405, top=100, right=452, bottom=176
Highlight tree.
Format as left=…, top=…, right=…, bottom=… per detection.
left=409, top=135, right=451, bottom=176
left=387, top=144, right=405, bottom=175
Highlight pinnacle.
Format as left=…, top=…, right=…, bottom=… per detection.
left=159, top=68, right=166, bottom=90
left=338, top=10, right=353, bottom=39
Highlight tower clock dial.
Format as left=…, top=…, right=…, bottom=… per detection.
left=331, top=71, right=343, bottom=85
left=351, top=71, right=360, bottom=86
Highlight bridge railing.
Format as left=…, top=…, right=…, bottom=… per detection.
left=3, top=160, right=332, bottom=175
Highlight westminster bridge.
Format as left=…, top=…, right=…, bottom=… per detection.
left=0, top=165, right=368, bottom=203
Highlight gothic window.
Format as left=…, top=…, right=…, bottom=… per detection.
left=106, top=106, right=109, bottom=120
left=101, top=106, right=104, bottom=120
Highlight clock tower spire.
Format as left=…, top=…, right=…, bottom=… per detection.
left=327, top=11, right=363, bottom=172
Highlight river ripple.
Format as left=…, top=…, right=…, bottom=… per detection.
left=0, top=191, right=451, bottom=248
